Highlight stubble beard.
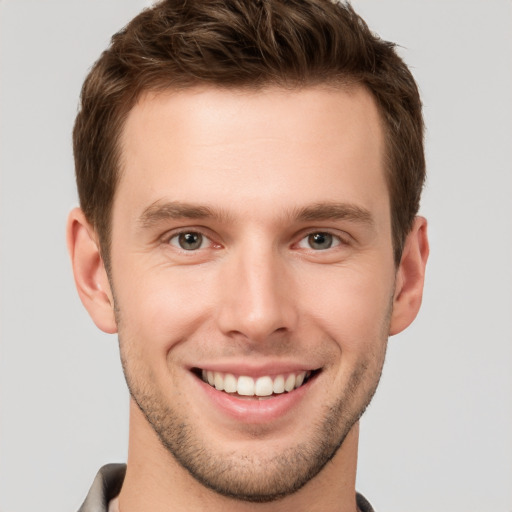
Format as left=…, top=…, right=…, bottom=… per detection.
left=112, top=279, right=392, bottom=504
left=118, top=338, right=387, bottom=504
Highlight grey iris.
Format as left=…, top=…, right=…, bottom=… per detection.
left=179, top=232, right=203, bottom=250
left=308, top=233, right=333, bottom=250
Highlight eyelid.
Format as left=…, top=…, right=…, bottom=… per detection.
left=161, top=227, right=221, bottom=250
left=294, top=229, right=351, bottom=249
left=158, top=226, right=352, bottom=252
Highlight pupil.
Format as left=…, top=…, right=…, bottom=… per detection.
left=309, top=232, right=332, bottom=250
left=179, top=232, right=202, bottom=250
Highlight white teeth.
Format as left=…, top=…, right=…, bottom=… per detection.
left=200, top=370, right=312, bottom=397
left=255, top=376, right=273, bottom=396
left=237, top=376, right=255, bottom=396
left=273, top=375, right=285, bottom=394
left=224, top=373, right=237, bottom=393
left=284, top=374, right=296, bottom=392
left=214, top=372, right=223, bottom=390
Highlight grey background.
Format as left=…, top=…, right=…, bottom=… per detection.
left=1, top=1, right=511, bottom=511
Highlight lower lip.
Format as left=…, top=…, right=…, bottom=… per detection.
left=195, top=375, right=314, bottom=424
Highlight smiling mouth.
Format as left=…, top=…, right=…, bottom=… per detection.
left=192, top=368, right=319, bottom=399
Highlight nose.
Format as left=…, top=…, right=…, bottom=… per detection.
left=216, top=241, right=298, bottom=344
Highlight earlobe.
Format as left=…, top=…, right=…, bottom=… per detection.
left=66, top=207, right=118, bottom=334
left=389, top=216, right=429, bottom=336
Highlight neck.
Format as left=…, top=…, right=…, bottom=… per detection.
left=118, top=400, right=360, bottom=512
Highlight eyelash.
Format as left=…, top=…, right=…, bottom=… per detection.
left=295, top=231, right=348, bottom=251
left=165, top=230, right=219, bottom=252
left=163, top=229, right=349, bottom=253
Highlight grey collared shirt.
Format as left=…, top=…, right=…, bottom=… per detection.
left=78, top=464, right=125, bottom=512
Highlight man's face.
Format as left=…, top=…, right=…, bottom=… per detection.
left=110, top=86, right=395, bottom=501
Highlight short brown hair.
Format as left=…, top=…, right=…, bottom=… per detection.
left=73, top=0, right=425, bottom=266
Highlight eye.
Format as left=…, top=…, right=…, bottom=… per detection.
left=298, top=232, right=341, bottom=250
left=168, top=231, right=208, bottom=251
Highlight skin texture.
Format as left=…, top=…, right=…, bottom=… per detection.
left=68, top=85, right=429, bottom=512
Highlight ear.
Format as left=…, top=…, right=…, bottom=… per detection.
left=389, top=216, right=429, bottom=336
left=66, top=207, right=117, bottom=334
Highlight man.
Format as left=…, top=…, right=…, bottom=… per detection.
left=67, top=0, right=429, bottom=510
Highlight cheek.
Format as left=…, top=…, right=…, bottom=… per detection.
left=301, top=263, right=394, bottom=352
left=113, top=249, right=395, bottom=363
left=114, top=265, right=216, bottom=357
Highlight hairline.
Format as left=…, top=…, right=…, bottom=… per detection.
left=99, top=79, right=400, bottom=271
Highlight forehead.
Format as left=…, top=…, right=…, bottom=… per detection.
left=116, top=85, right=388, bottom=225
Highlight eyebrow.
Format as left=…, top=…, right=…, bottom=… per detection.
left=139, top=200, right=232, bottom=228
left=293, top=202, right=374, bottom=225
left=138, top=200, right=374, bottom=228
